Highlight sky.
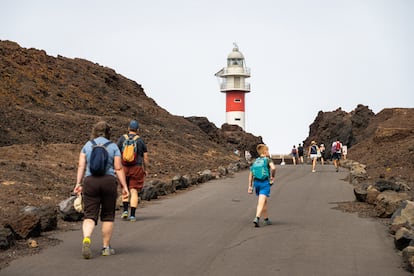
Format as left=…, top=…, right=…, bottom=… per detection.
left=1, top=0, right=413, bottom=154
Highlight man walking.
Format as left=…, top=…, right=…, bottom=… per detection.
left=117, top=120, right=149, bottom=222
left=331, top=139, right=342, bottom=172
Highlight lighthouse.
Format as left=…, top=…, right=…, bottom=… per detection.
left=215, top=43, right=251, bottom=130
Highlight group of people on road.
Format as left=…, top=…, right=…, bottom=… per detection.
left=306, top=139, right=343, bottom=172
left=73, top=119, right=148, bottom=259
left=290, top=143, right=305, bottom=165
left=72, top=118, right=348, bottom=258
left=289, top=139, right=345, bottom=172
left=74, top=121, right=281, bottom=259
left=248, top=139, right=345, bottom=228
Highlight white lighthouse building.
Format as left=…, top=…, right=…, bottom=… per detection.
left=215, top=43, right=251, bottom=130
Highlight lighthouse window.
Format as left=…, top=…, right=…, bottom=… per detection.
left=234, top=99, right=241, bottom=103
left=235, top=118, right=241, bottom=121
left=229, top=58, right=242, bottom=66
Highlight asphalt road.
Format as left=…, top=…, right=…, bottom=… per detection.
left=1, top=165, right=410, bottom=276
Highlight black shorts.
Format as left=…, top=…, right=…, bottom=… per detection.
left=332, top=152, right=341, bottom=160
left=83, top=175, right=118, bottom=224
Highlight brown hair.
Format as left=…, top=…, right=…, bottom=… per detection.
left=256, top=144, right=268, bottom=156
left=90, top=121, right=111, bottom=140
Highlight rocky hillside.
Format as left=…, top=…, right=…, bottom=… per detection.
left=0, top=40, right=262, bottom=220
left=304, top=105, right=414, bottom=184
left=304, top=104, right=375, bottom=149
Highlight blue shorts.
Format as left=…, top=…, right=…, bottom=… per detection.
left=254, top=179, right=271, bottom=197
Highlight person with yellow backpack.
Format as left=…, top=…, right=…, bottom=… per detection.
left=116, top=120, right=149, bottom=222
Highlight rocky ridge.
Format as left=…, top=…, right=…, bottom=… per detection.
left=304, top=105, right=414, bottom=184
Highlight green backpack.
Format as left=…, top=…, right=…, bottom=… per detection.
left=251, top=157, right=270, bottom=180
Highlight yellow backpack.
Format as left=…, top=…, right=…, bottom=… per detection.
left=121, top=134, right=139, bottom=165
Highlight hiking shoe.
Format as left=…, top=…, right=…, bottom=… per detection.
left=263, top=219, right=272, bottom=226
left=253, top=217, right=260, bottom=228
left=82, top=237, right=91, bottom=259
left=336, top=168, right=339, bottom=172
left=129, top=216, right=136, bottom=222
left=312, top=170, right=316, bottom=173
left=121, top=211, right=128, bottom=220
left=102, top=246, right=115, bottom=256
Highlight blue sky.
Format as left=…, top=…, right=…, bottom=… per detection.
left=1, top=0, right=413, bottom=154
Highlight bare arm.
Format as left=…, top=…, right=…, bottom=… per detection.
left=114, top=156, right=130, bottom=197
left=73, top=153, right=86, bottom=194
left=269, top=161, right=276, bottom=182
left=248, top=171, right=253, bottom=193
left=143, top=152, right=149, bottom=176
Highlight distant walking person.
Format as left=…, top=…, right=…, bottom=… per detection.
left=342, top=145, right=348, bottom=160
left=117, top=120, right=149, bottom=222
left=319, top=144, right=326, bottom=165
left=298, top=143, right=304, bottom=164
left=291, top=145, right=298, bottom=165
left=331, top=139, right=342, bottom=172
left=74, top=121, right=129, bottom=259
left=308, top=141, right=319, bottom=172
left=248, top=144, right=276, bottom=227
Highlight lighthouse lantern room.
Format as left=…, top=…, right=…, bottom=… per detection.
left=214, top=43, right=251, bottom=130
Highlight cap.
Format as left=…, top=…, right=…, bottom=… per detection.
left=129, top=120, right=139, bottom=130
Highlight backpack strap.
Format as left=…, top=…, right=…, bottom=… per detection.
left=258, top=156, right=270, bottom=168
left=91, top=139, right=111, bottom=147
left=264, top=157, right=270, bottom=180
left=124, top=134, right=140, bottom=141
left=103, top=141, right=112, bottom=147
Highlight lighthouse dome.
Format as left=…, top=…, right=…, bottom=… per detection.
left=227, top=44, right=245, bottom=67
left=227, top=48, right=244, bottom=60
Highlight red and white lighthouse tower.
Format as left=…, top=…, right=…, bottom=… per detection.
left=215, top=43, right=251, bottom=130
